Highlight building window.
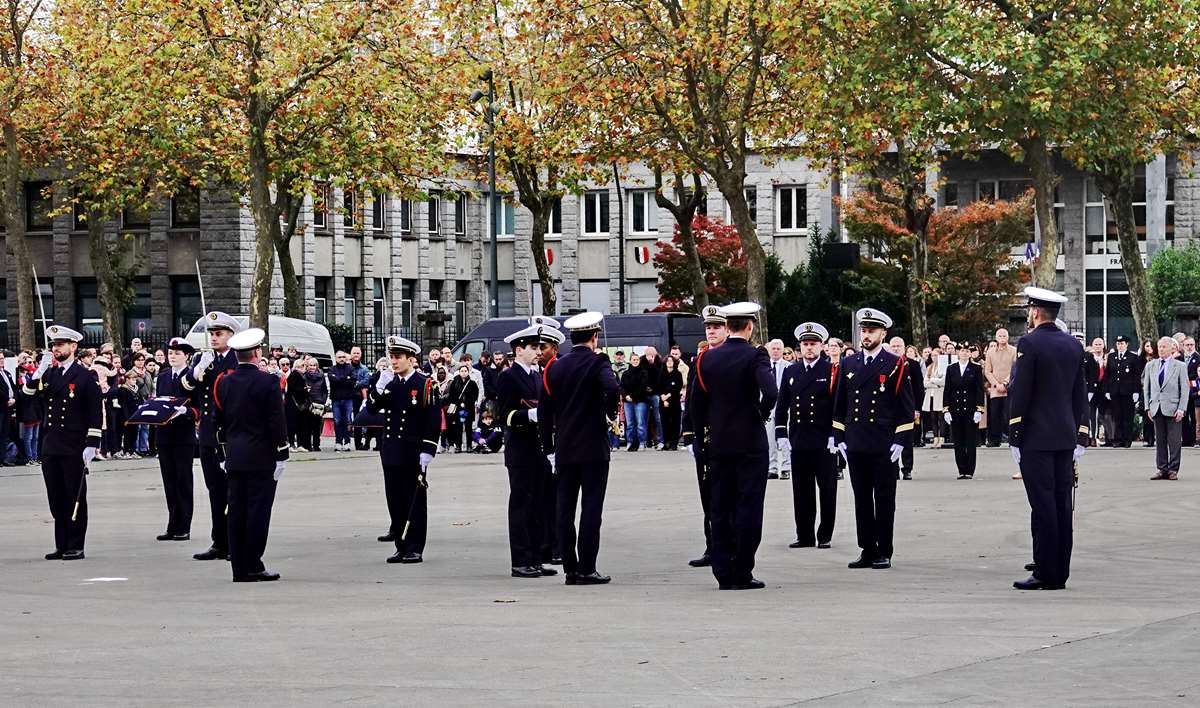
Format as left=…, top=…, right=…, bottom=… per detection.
left=497, top=282, right=516, bottom=317
left=314, top=277, right=330, bottom=324
left=76, top=280, right=103, bottom=340
left=1085, top=178, right=1105, bottom=255
left=1166, top=155, right=1176, bottom=241
left=454, top=194, right=467, bottom=236
left=0, top=279, right=7, bottom=343
left=582, top=190, right=609, bottom=236
left=371, top=191, right=386, bottom=231
left=580, top=280, right=610, bottom=313
left=400, top=281, right=415, bottom=332
left=547, top=197, right=562, bottom=236
left=631, top=190, right=657, bottom=234
left=25, top=181, right=53, bottom=231
left=776, top=186, right=807, bottom=232
left=942, top=182, right=958, bottom=210
left=493, top=194, right=515, bottom=236
left=427, top=191, right=441, bottom=237
left=171, top=278, right=202, bottom=336
left=372, top=278, right=386, bottom=337
left=531, top=281, right=564, bottom=315
left=429, top=280, right=442, bottom=313
left=313, top=184, right=328, bottom=230
left=344, top=277, right=358, bottom=328
left=343, top=189, right=359, bottom=231
left=123, top=280, right=151, bottom=341
left=724, top=187, right=756, bottom=224
left=172, top=188, right=201, bottom=228
left=455, top=281, right=469, bottom=333
left=399, top=198, right=412, bottom=235
left=122, top=203, right=151, bottom=230
left=1084, top=268, right=1134, bottom=343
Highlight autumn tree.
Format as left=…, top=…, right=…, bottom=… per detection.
left=0, top=0, right=57, bottom=349
left=653, top=169, right=708, bottom=311
left=571, top=0, right=821, bottom=340
left=144, top=0, right=454, bottom=329
left=653, top=214, right=746, bottom=310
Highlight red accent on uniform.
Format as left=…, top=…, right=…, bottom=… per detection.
left=213, top=371, right=227, bottom=410
left=541, top=355, right=557, bottom=397
left=829, top=362, right=838, bottom=395
left=694, top=349, right=709, bottom=393
left=894, top=357, right=907, bottom=396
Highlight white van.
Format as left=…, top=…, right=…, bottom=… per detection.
left=185, top=315, right=335, bottom=366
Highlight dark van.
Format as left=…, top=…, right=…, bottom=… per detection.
left=453, top=312, right=705, bottom=360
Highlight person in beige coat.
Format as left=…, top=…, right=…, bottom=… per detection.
left=984, top=329, right=1017, bottom=447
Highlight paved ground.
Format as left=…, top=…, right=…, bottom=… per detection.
left=2, top=444, right=1199, bottom=706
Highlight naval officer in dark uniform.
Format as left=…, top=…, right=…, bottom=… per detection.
left=25, top=326, right=102, bottom=560
left=366, top=336, right=441, bottom=564
left=1103, top=335, right=1138, bottom=447
left=181, top=311, right=242, bottom=561
left=212, top=328, right=288, bottom=582
left=680, top=304, right=728, bottom=567
left=497, top=324, right=557, bottom=579
left=1008, top=287, right=1089, bottom=590
left=775, top=322, right=837, bottom=549
left=943, top=342, right=986, bottom=479
left=689, top=302, right=777, bottom=590
left=154, top=337, right=200, bottom=540
left=538, top=311, right=620, bottom=585
left=531, top=319, right=565, bottom=567
left=831, top=308, right=915, bottom=570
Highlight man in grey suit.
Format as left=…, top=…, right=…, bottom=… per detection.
left=1144, top=336, right=1189, bottom=480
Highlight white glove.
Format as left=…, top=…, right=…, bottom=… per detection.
left=1011, top=446, right=1021, bottom=466
left=1105, top=392, right=1111, bottom=400
left=943, top=411, right=952, bottom=424
left=972, top=411, right=982, bottom=424
left=174, top=405, right=189, bottom=418
left=33, top=351, right=53, bottom=380
left=888, top=443, right=903, bottom=463
left=1072, top=444, right=1085, bottom=463
left=527, top=407, right=538, bottom=423
left=826, top=436, right=836, bottom=454
left=836, top=442, right=848, bottom=464
left=1133, top=393, right=1140, bottom=404
left=546, top=453, right=555, bottom=474
left=419, top=452, right=433, bottom=471
left=1087, top=392, right=1093, bottom=402
left=777, top=437, right=791, bottom=453
left=82, top=446, right=97, bottom=466
left=193, top=351, right=214, bottom=379
left=685, top=444, right=694, bottom=456
left=273, top=461, right=286, bottom=481
left=375, top=370, right=394, bottom=394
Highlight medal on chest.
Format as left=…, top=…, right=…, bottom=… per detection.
left=878, top=374, right=886, bottom=393
left=68, top=383, right=76, bottom=399
left=410, top=388, right=418, bottom=406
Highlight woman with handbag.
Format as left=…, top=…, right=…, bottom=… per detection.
left=445, top=363, right=480, bottom=452
left=303, top=356, right=330, bottom=452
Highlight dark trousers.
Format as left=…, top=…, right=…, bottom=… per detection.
left=986, top=397, right=1007, bottom=445
left=694, top=452, right=713, bottom=556
left=354, top=421, right=369, bottom=450
left=789, top=448, right=836, bottom=545
left=307, top=413, right=324, bottom=450
left=847, top=451, right=897, bottom=559
left=537, top=462, right=558, bottom=563
left=950, top=413, right=978, bottom=477
left=446, top=411, right=475, bottom=451
left=158, top=444, right=195, bottom=536
left=1019, top=449, right=1073, bottom=586
left=1088, top=398, right=1104, bottom=440
left=226, top=467, right=277, bottom=578
left=199, top=445, right=228, bottom=551
left=507, top=464, right=541, bottom=567
left=895, top=443, right=913, bottom=476
left=383, top=463, right=427, bottom=554
left=1111, top=394, right=1134, bottom=446
left=555, top=461, right=609, bottom=575
left=1153, top=413, right=1182, bottom=473
left=42, top=454, right=87, bottom=552
left=1183, top=398, right=1197, bottom=447
left=708, top=451, right=768, bottom=585
left=661, top=404, right=681, bottom=448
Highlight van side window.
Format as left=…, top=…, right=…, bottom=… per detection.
left=464, top=341, right=484, bottom=362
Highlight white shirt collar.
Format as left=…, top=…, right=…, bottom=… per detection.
left=516, top=360, right=536, bottom=375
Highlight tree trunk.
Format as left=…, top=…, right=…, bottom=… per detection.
left=1094, top=160, right=1158, bottom=345
left=2, top=123, right=35, bottom=350
left=714, top=171, right=768, bottom=342
left=272, top=185, right=304, bottom=318
left=529, top=206, right=556, bottom=316
left=247, top=107, right=277, bottom=333
left=1021, top=136, right=1061, bottom=289
left=899, top=155, right=932, bottom=349
left=654, top=170, right=707, bottom=312
left=86, top=208, right=127, bottom=355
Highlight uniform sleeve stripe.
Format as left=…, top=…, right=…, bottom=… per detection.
left=423, top=439, right=438, bottom=446
left=1078, top=425, right=1089, bottom=434
left=181, top=378, right=195, bottom=391
left=774, top=425, right=787, bottom=430
left=1009, top=417, right=1022, bottom=425
left=23, top=384, right=36, bottom=396
left=277, top=444, right=289, bottom=451
left=506, top=410, right=518, bottom=426
left=831, top=421, right=845, bottom=431
left=87, top=428, right=102, bottom=437
left=894, top=422, right=914, bottom=433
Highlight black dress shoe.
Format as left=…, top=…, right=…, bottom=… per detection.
left=767, top=472, right=779, bottom=479
left=44, top=550, right=63, bottom=560
left=901, top=472, right=912, bottom=480
left=1013, top=575, right=1063, bottom=590
left=378, top=533, right=395, bottom=543
left=688, top=554, right=712, bottom=567
left=156, top=532, right=174, bottom=541
left=573, top=572, right=611, bottom=585
left=62, top=550, right=85, bottom=560
left=193, top=547, right=227, bottom=561
left=400, top=552, right=423, bottom=564
left=171, top=533, right=190, bottom=541
left=233, top=571, right=281, bottom=582
left=537, top=565, right=558, bottom=576
left=729, top=578, right=766, bottom=590
left=817, top=541, right=832, bottom=549
left=789, top=540, right=815, bottom=549
left=957, top=475, right=967, bottom=480
left=1024, top=562, right=1037, bottom=572
left=511, top=566, right=542, bottom=578
left=872, top=557, right=891, bottom=569
left=780, top=471, right=790, bottom=480
left=848, top=554, right=875, bottom=569
left=564, top=572, right=579, bottom=585
left=548, top=556, right=563, bottom=565
left=386, top=551, right=406, bottom=564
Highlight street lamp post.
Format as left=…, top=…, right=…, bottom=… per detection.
left=470, top=70, right=499, bottom=319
